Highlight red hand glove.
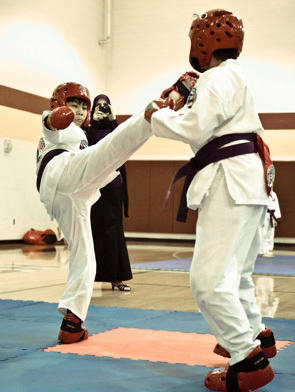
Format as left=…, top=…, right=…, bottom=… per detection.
left=49, top=106, right=75, bottom=130
left=160, top=71, right=199, bottom=111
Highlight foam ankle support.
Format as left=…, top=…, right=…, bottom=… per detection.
left=226, top=351, right=269, bottom=391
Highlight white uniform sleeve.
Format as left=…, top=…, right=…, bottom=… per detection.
left=151, top=61, right=262, bottom=150
left=94, top=109, right=152, bottom=174
left=151, top=86, right=225, bottom=149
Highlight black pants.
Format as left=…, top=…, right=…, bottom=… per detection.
left=91, top=187, right=132, bottom=282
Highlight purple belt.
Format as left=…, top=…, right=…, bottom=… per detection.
left=36, top=149, right=67, bottom=192
left=167, top=133, right=258, bottom=222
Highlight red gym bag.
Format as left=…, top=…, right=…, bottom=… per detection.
left=23, top=229, right=57, bottom=245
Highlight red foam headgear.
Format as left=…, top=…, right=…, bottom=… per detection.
left=50, top=82, right=91, bottom=127
left=189, top=9, right=244, bottom=71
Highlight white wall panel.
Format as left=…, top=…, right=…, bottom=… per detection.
left=0, top=137, right=60, bottom=240
left=0, top=0, right=106, bottom=101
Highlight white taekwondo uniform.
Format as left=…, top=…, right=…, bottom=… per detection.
left=37, top=111, right=151, bottom=321
left=151, top=59, right=269, bottom=365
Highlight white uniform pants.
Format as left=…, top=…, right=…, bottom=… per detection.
left=261, top=215, right=275, bottom=254
left=47, top=113, right=151, bottom=321
left=190, top=168, right=266, bottom=365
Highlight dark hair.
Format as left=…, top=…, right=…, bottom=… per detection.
left=213, top=48, right=239, bottom=61
left=66, top=97, right=88, bottom=106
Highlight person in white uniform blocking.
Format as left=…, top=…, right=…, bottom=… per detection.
left=36, top=82, right=159, bottom=344
left=259, top=191, right=281, bottom=257
left=145, top=9, right=276, bottom=392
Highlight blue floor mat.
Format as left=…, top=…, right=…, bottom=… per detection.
left=0, top=300, right=294, bottom=391
left=132, top=254, right=295, bottom=276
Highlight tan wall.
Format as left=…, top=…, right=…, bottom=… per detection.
left=1, top=93, right=294, bottom=239
left=263, top=131, right=295, bottom=159
left=1, top=85, right=295, bottom=155
left=0, top=0, right=106, bottom=103
left=0, top=136, right=60, bottom=240
left=131, top=130, right=295, bottom=161
left=3, top=1, right=293, bottom=114
left=1, top=103, right=295, bottom=158
left=1, top=106, right=41, bottom=142
left=107, top=0, right=295, bottom=114
left=1, top=0, right=295, bottom=239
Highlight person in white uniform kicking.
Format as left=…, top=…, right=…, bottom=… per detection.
left=145, top=9, right=276, bottom=392
left=36, top=82, right=160, bottom=343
